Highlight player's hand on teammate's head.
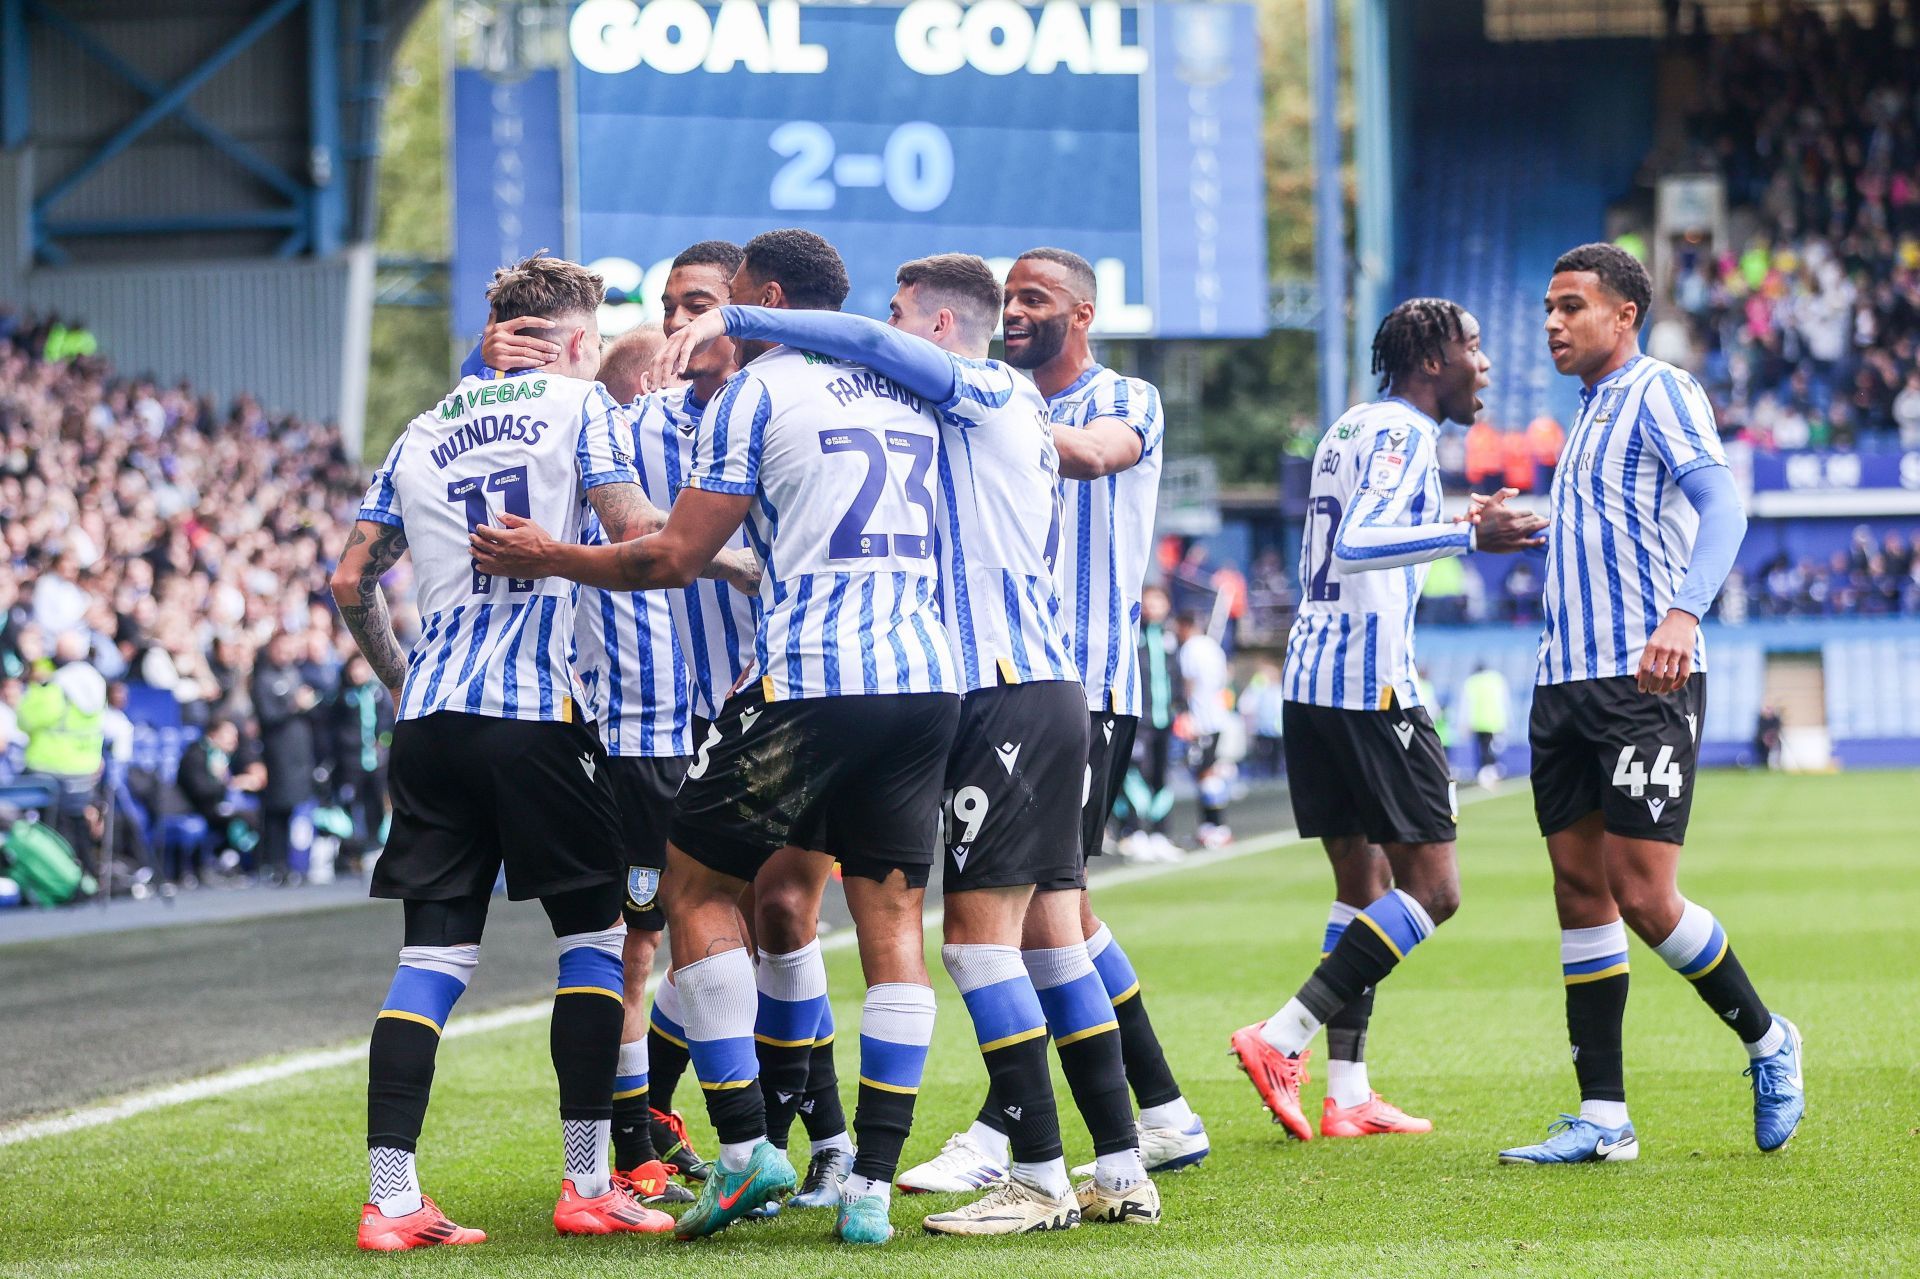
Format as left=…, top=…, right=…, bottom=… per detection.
left=468, top=511, right=557, bottom=578
left=482, top=316, right=562, bottom=372
left=651, top=309, right=729, bottom=387
left=1636, top=609, right=1698, bottom=694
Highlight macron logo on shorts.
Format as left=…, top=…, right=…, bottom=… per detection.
left=1647, top=797, right=1666, bottom=821
left=578, top=753, right=596, bottom=782
left=1393, top=721, right=1415, bottom=750
left=995, top=741, right=1022, bottom=774
left=741, top=707, right=762, bottom=732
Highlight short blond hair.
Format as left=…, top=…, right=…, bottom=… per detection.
left=598, top=328, right=667, bottom=404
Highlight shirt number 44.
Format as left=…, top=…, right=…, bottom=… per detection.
left=1612, top=744, right=1683, bottom=798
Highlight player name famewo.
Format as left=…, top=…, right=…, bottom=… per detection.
left=820, top=368, right=924, bottom=412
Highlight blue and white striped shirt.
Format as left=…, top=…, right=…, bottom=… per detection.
left=358, top=373, right=637, bottom=722
left=934, top=355, right=1077, bottom=693
left=1283, top=399, right=1464, bottom=711
left=652, top=386, right=758, bottom=722
left=573, top=396, right=692, bottom=758
left=1051, top=365, right=1164, bottom=716
left=687, top=347, right=957, bottom=701
left=1537, top=355, right=1726, bottom=686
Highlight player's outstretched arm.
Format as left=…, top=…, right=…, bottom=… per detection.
left=1057, top=376, right=1156, bottom=480
left=330, top=519, right=411, bottom=702
left=1459, top=488, right=1550, bottom=554
left=725, top=306, right=958, bottom=402
left=471, top=489, right=754, bottom=592
left=1054, top=418, right=1145, bottom=480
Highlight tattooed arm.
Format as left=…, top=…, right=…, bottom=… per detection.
left=329, top=520, right=412, bottom=701
left=586, top=479, right=756, bottom=589
left=586, top=480, right=666, bottom=542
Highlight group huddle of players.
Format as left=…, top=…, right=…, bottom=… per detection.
left=330, top=230, right=1805, bottom=1253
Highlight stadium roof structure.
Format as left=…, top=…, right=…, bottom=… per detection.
left=1, top=0, right=428, bottom=442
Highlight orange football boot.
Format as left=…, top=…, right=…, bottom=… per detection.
left=1320, top=1093, right=1434, bottom=1138
left=1229, top=1023, right=1314, bottom=1141
left=357, top=1196, right=486, bottom=1251
left=617, top=1158, right=694, bottom=1205
left=553, top=1176, right=676, bottom=1235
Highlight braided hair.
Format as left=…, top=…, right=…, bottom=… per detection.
left=1370, top=298, right=1467, bottom=392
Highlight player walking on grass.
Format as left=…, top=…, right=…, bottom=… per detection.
left=333, top=253, right=675, bottom=1250
left=1498, top=243, right=1804, bottom=1165
left=902, top=248, right=1209, bottom=1194
left=470, top=230, right=960, bottom=1246
left=1230, top=299, right=1547, bottom=1141
left=480, top=242, right=857, bottom=1209
left=656, top=250, right=1148, bottom=1233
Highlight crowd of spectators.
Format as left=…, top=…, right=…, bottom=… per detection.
left=1736, top=526, right=1920, bottom=617
left=1661, top=3, right=1920, bottom=448
left=0, top=306, right=401, bottom=895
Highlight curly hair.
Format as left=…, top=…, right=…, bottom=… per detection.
left=1370, top=297, right=1467, bottom=391
left=740, top=229, right=850, bottom=310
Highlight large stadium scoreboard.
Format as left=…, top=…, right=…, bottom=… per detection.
left=452, top=0, right=1268, bottom=342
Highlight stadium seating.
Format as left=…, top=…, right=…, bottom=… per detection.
left=1398, top=43, right=1654, bottom=434
left=1825, top=634, right=1920, bottom=742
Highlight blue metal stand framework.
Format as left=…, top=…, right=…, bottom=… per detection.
left=1, top=0, right=28, bottom=149
left=15, top=0, right=350, bottom=263
left=1309, top=0, right=1348, bottom=422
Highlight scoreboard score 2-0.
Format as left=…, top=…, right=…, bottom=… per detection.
left=451, top=1, right=1267, bottom=341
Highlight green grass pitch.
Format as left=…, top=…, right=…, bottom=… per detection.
left=2, top=772, right=1916, bottom=1277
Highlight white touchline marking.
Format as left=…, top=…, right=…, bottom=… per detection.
left=0, top=785, right=1515, bottom=1147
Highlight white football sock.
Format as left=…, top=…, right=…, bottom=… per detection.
left=563, top=1118, right=612, bottom=1197
left=1139, top=1096, right=1195, bottom=1130
left=368, top=1146, right=422, bottom=1217
left=1326, top=1057, right=1372, bottom=1109
left=965, top=1119, right=1011, bottom=1166
left=1013, top=1157, right=1072, bottom=1200
left=1259, top=997, right=1320, bottom=1055
left=718, top=1139, right=761, bottom=1172
left=1094, top=1148, right=1148, bottom=1191
left=842, top=1173, right=891, bottom=1206
left=1578, top=1100, right=1630, bottom=1129
left=811, top=1131, right=855, bottom=1157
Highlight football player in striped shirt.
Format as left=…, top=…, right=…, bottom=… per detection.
left=657, top=251, right=1150, bottom=1232
left=334, top=253, right=674, bottom=1248
left=470, top=230, right=961, bottom=1245
left=993, top=247, right=1211, bottom=1179
left=488, top=255, right=854, bottom=1204
left=1229, top=299, right=1544, bottom=1142
left=1500, top=244, right=1804, bottom=1164
left=483, top=241, right=857, bottom=1208
left=560, top=326, right=701, bottom=1206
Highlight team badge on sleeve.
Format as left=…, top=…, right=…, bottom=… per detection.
left=627, top=867, right=660, bottom=909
